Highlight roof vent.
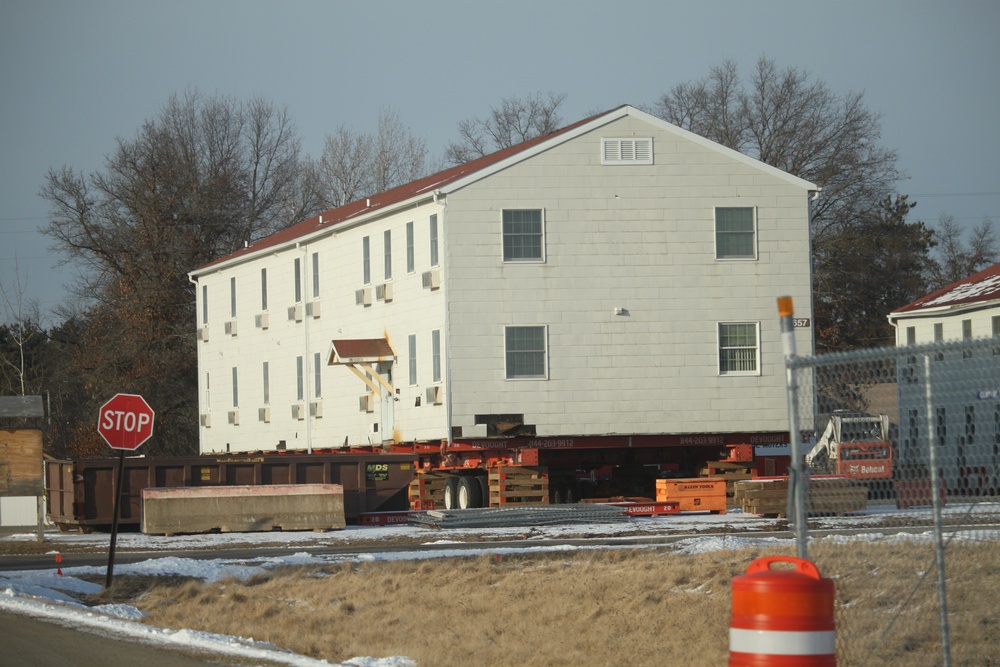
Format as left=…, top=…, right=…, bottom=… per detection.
left=366, top=198, right=371, bottom=207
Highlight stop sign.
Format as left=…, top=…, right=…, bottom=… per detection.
left=97, top=393, right=155, bottom=451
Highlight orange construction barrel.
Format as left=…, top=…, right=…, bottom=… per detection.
left=729, top=556, right=836, bottom=666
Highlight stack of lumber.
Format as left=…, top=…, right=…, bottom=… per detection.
left=489, top=466, right=549, bottom=507
left=408, top=471, right=447, bottom=510
left=734, top=477, right=868, bottom=517
left=699, top=460, right=754, bottom=500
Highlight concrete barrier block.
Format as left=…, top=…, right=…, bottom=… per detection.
left=141, top=484, right=345, bottom=535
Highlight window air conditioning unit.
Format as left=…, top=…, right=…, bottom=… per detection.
left=227, top=410, right=240, bottom=425
left=426, top=386, right=442, bottom=405
left=224, top=320, right=238, bottom=336
left=309, top=400, right=323, bottom=418
left=359, top=393, right=375, bottom=413
left=375, top=282, right=393, bottom=302
left=306, top=300, right=321, bottom=318
left=291, top=403, right=306, bottom=420
left=197, top=326, right=209, bottom=342
left=255, top=313, right=269, bottom=330
left=355, top=287, right=373, bottom=306
left=258, top=407, right=270, bottom=423
left=199, top=413, right=211, bottom=428
left=421, top=268, right=441, bottom=290
left=288, top=304, right=304, bottom=322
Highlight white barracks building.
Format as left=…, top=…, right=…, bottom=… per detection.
left=189, top=105, right=817, bottom=455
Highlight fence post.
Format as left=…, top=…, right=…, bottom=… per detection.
left=778, top=296, right=808, bottom=559
left=923, top=354, right=952, bottom=666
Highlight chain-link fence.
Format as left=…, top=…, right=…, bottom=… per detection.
left=782, top=335, right=1000, bottom=666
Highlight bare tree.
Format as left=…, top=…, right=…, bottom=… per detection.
left=654, top=58, right=901, bottom=249
left=313, top=107, right=428, bottom=209
left=0, top=256, right=44, bottom=397
left=39, top=89, right=313, bottom=456
left=926, top=214, right=997, bottom=288
left=654, top=57, right=905, bottom=352
left=444, top=92, right=567, bottom=165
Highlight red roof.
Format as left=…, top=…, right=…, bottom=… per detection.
left=195, top=107, right=619, bottom=272
left=891, top=262, right=1000, bottom=316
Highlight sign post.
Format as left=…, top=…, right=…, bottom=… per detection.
left=97, top=393, right=155, bottom=588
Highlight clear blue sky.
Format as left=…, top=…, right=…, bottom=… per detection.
left=2, top=0, right=998, bottom=323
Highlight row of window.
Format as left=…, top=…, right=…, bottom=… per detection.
left=363, top=215, right=439, bottom=285
left=207, top=319, right=762, bottom=416
left=902, top=404, right=1000, bottom=451
left=214, top=352, right=326, bottom=410
left=504, top=322, right=761, bottom=380
left=201, top=206, right=760, bottom=327
left=493, top=207, right=759, bottom=264
left=904, top=315, right=1000, bottom=346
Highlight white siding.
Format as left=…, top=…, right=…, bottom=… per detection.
left=194, top=204, right=447, bottom=453
left=444, top=116, right=812, bottom=436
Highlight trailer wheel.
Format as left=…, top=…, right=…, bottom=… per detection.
left=551, top=486, right=565, bottom=504
left=458, top=476, right=483, bottom=509
left=477, top=475, right=490, bottom=508
left=443, top=476, right=460, bottom=510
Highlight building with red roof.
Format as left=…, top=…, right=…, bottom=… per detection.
left=188, top=105, right=818, bottom=460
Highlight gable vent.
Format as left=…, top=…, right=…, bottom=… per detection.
left=602, top=137, right=653, bottom=165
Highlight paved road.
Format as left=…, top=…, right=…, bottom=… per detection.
left=0, top=611, right=245, bottom=666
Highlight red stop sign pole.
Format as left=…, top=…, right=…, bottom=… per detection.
left=97, top=394, right=154, bottom=588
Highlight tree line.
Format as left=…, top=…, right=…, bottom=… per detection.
left=3, top=58, right=995, bottom=458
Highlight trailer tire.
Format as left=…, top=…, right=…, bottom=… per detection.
left=458, top=476, right=482, bottom=509
left=477, top=475, right=490, bottom=508
left=443, top=476, right=460, bottom=510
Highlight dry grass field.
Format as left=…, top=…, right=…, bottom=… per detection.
left=86, top=539, right=999, bottom=667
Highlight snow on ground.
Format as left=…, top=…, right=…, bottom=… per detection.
left=1, top=503, right=997, bottom=666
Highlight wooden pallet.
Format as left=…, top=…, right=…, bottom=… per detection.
left=408, top=471, right=447, bottom=510
left=489, top=466, right=549, bottom=507
left=734, top=477, right=868, bottom=517
left=700, top=462, right=754, bottom=500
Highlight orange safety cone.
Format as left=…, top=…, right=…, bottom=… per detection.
left=55, top=552, right=63, bottom=577
left=729, top=556, right=836, bottom=666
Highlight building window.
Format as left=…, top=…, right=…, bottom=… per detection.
left=601, top=137, right=653, bottom=165
left=294, top=258, right=302, bottom=303
left=231, top=367, right=239, bottom=408
left=362, top=236, right=371, bottom=285
left=964, top=405, right=976, bottom=447
left=963, top=319, right=973, bottom=358
left=406, top=221, right=415, bottom=274
left=432, top=329, right=441, bottom=383
left=384, top=230, right=392, bottom=281
left=296, top=356, right=304, bottom=402
left=230, top=277, right=237, bottom=318
left=936, top=407, right=947, bottom=447
left=993, top=315, right=1000, bottom=355
left=429, top=215, right=439, bottom=267
left=312, top=252, right=320, bottom=298
left=313, top=352, right=322, bottom=398
left=906, top=326, right=916, bottom=346
left=408, top=334, right=418, bottom=386
left=505, top=326, right=547, bottom=379
left=260, top=268, right=268, bottom=311
left=933, top=323, right=944, bottom=361
left=205, top=372, right=211, bottom=409
left=715, top=207, right=756, bottom=260
left=201, top=285, right=208, bottom=325
left=718, top=322, right=760, bottom=375
left=262, top=362, right=270, bottom=405
left=502, top=209, right=544, bottom=262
